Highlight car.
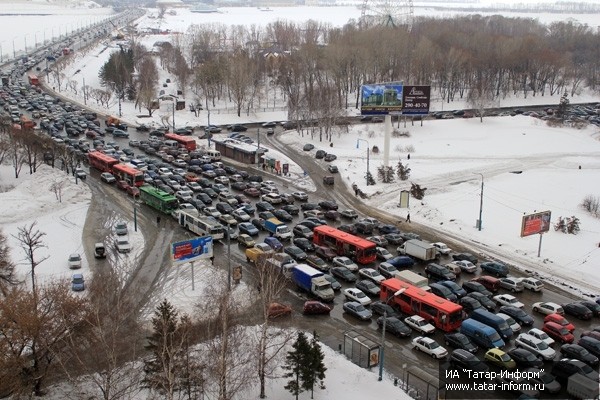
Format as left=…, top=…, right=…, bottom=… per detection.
left=579, top=301, right=600, bottom=317
left=293, top=225, right=313, bottom=240
left=74, top=168, right=87, bottom=180
left=499, top=306, right=534, bottom=326
left=377, top=316, right=411, bottom=338
left=563, top=302, right=593, bottom=320
left=300, top=202, right=319, bottom=211
left=494, top=294, right=524, bottom=308
left=219, top=214, right=237, bottom=227
left=507, top=348, right=543, bottom=368
left=322, top=274, right=341, bottom=291
left=466, top=292, right=496, bottom=312
left=471, top=276, right=501, bottom=293
left=376, top=247, right=393, bottom=261
left=449, top=349, right=489, bottom=372
left=462, top=281, right=492, bottom=298
left=340, top=209, right=359, bottom=219
left=384, top=233, right=404, bottom=245
left=532, top=301, right=564, bottom=315
left=432, top=242, right=452, bottom=255
left=497, top=313, right=522, bottom=334
left=237, top=233, right=255, bottom=248
left=412, top=336, right=448, bottom=359
left=330, top=267, right=357, bottom=282
left=499, top=276, right=524, bottom=292
left=552, top=358, right=600, bottom=383
left=342, top=301, right=372, bottom=321
left=315, top=149, right=327, bottom=159
left=560, top=343, right=599, bottom=366
left=315, top=246, right=337, bottom=261
left=404, top=315, right=436, bottom=335
left=378, top=262, right=399, bottom=279
left=231, top=209, right=251, bottom=222
left=366, top=236, right=388, bottom=247
left=544, top=313, right=575, bottom=332
left=68, top=253, right=82, bottom=269
left=323, top=153, right=337, bottom=162
left=203, top=207, right=221, bottom=218
left=71, top=273, right=85, bottom=291
left=480, top=261, right=509, bottom=277
left=344, top=288, right=372, bottom=306
left=377, top=224, right=399, bottom=235
left=515, top=333, right=556, bottom=361
left=306, top=255, right=329, bottom=272
left=424, top=263, right=456, bottom=282
left=442, top=262, right=461, bottom=275
left=543, top=321, right=574, bottom=344
left=484, top=348, right=516, bottom=369
left=244, top=187, right=261, bottom=197
left=94, top=242, right=106, bottom=259
left=459, top=296, right=483, bottom=314
left=578, top=336, right=600, bottom=359
left=527, top=327, right=555, bottom=346
left=356, top=280, right=380, bottom=297
left=451, top=252, right=478, bottom=264
left=327, top=165, right=338, bottom=173
left=521, top=277, right=544, bottom=292
left=261, top=193, right=283, bottom=205
left=444, top=332, right=478, bottom=353
left=448, top=260, right=477, bottom=274
left=114, top=221, right=128, bottom=236
left=439, top=280, right=467, bottom=299
left=100, top=172, right=116, bottom=183
left=302, top=300, right=332, bottom=315
left=228, top=124, right=247, bottom=132
left=291, top=191, right=308, bottom=201
left=429, top=283, right=458, bottom=302
left=358, top=268, right=385, bottom=284
left=318, top=200, right=338, bottom=211
left=525, top=367, right=562, bottom=394
left=255, top=201, right=275, bottom=212
left=302, top=143, right=315, bottom=151
left=284, top=245, right=308, bottom=262
left=370, top=301, right=399, bottom=318
left=267, top=303, right=292, bottom=319
left=115, top=237, right=131, bottom=253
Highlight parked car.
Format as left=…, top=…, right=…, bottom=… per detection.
left=330, top=267, right=357, bottom=282
left=484, top=348, right=516, bottom=369
left=115, top=237, right=131, bottom=253
left=71, top=273, right=85, bottom=291
left=560, top=343, right=599, bottom=366
left=499, top=306, right=534, bottom=326
left=494, top=294, right=524, bottom=308
left=579, top=301, right=600, bottom=317
left=532, top=301, right=564, bottom=315
left=378, top=262, right=399, bottom=279
left=563, top=302, right=593, bottom=320
left=551, top=358, right=600, bottom=383
left=515, top=333, right=556, bottom=361
left=466, top=292, right=496, bottom=312
left=412, top=337, right=448, bottom=359
left=439, top=280, right=467, bottom=299
left=377, top=317, right=411, bottom=338
left=527, top=327, right=555, bottom=346
left=544, top=313, right=575, bottom=332
left=449, top=349, right=489, bottom=372
left=480, top=261, right=509, bottom=277
left=578, top=336, right=600, bottom=359
left=451, top=252, right=478, bottom=264
left=315, top=246, right=337, bottom=261
left=323, top=274, right=341, bottom=291
left=268, top=303, right=292, bottom=319
left=342, top=301, right=372, bottom=321
left=284, top=245, right=308, bottom=262
left=521, top=277, right=544, bottom=292
left=356, top=280, right=381, bottom=297
left=332, top=256, right=358, bottom=271
left=358, top=268, right=385, bottom=284
left=68, top=253, right=82, bottom=269
left=448, top=260, right=477, bottom=274
left=432, top=242, right=452, bottom=255
left=405, top=315, right=435, bottom=335
left=302, top=301, right=332, bottom=315
left=370, top=301, right=399, bottom=318
left=507, top=348, right=543, bottom=369
left=444, top=332, right=478, bottom=353
left=462, top=281, right=492, bottom=298
left=376, top=247, right=393, bottom=261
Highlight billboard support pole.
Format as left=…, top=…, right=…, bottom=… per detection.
left=383, top=115, right=391, bottom=167
left=537, top=234, right=543, bottom=257
left=191, top=261, right=195, bottom=290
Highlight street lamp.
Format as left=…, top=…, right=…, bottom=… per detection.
left=12, top=36, right=17, bottom=59
left=474, top=173, right=484, bottom=231
left=356, top=139, right=370, bottom=186
left=378, top=288, right=406, bottom=382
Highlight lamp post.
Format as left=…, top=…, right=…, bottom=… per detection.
left=474, top=173, right=484, bottom=231
left=24, top=34, right=30, bottom=53
left=378, top=288, right=406, bottom=382
left=356, top=139, right=370, bottom=186
left=12, top=36, right=17, bottom=59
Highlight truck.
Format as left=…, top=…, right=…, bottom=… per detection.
left=396, top=239, right=437, bottom=262
left=265, top=253, right=297, bottom=278
left=264, top=217, right=293, bottom=241
left=291, top=264, right=335, bottom=302
left=567, top=373, right=599, bottom=399
left=395, top=270, right=430, bottom=291
left=245, top=243, right=274, bottom=264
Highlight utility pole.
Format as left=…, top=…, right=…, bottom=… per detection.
left=476, top=173, right=484, bottom=231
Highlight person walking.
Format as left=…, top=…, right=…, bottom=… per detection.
left=406, top=212, right=411, bottom=223
left=157, top=216, right=161, bottom=226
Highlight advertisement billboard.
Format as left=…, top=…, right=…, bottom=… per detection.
left=171, top=236, right=213, bottom=264
left=402, top=85, right=431, bottom=115
left=520, top=211, right=552, bottom=237
left=361, top=82, right=403, bottom=115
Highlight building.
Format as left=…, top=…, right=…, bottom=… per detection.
left=211, top=137, right=269, bottom=164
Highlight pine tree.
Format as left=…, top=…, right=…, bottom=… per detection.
left=410, top=182, right=426, bottom=200
left=302, top=331, right=327, bottom=399
left=567, top=216, right=580, bottom=234
left=366, top=171, right=376, bottom=186
left=554, top=216, right=567, bottom=233
left=396, top=161, right=411, bottom=181
left=377, top=165, right=385, bottom=182
left=283, top=331, right=311, bottom=400
left=556, top=91, right=570, bottom=119
left=384, top=166, right=395, bottom=183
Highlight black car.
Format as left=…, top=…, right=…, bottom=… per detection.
left=315, top=150, right=327, bottom=159
left=258, top=211, right=275, bottom=221
left=424, top=263, right=456, bottom=282
left=318, top=200, right=338, bottom=211
left=196, top=193, right=212, bottom=205
left=452, top=252, right=478, bottom=264
left=444, top=333, right=478, bottom=353
left=293, top=238, right=315, bottom=252
left=323, top=153, right=337, bottom=162
left=378, top=224, right=399, bottom=234
left=499, top=306, right=534, bottom=326
left=377, top=317, right=411, bottom=338
left=284, top=246, right=308, bottom=262
left=563, top=302, right=593, bottom=320
left=215, top=202, right=234, bottom=215
left=560, top=344, right=600, bottom=366
left=449, top=349, right=489, bottom=372
left=229, top=124, right=247, bottom=132
left=579, top=301, right=600, bottom=317
left=251, top=218, right=266, bottom=231
left=356, top=280, right=380, bottom=297
left=578, top=336, right=600, bottom=359
left=384, top=233, right=404, bottom=245
left=552, top=358, right=600, bottom=383
left=300, top=202, right=319, bottom=211
left=338, top=224, right=358, bottom=234
left=462, top=281, right=492, bottom=298
left=256, top=201, right=275, bottom=212
left=507, top=348, right=543, bottom=368
left=330, top=266, right=357, bottom=282
left=282, top=204, right=300, bottom=216
left=466, top=292, right=495, bottom=312
left=273, top=209, right=293, bottom=222
left=459, top=296, right=482, bottom=314
left=323, top=274, right=341, bottom=290
left=370, top=301, right=399, bottom=318
left=298, top=220, right=319, bottom=231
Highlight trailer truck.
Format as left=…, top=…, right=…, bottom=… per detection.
left=291, top=264, right=335, bottom=301
left=395, top=270, right=430, bottom=291
left=264, top=217, right=293, bottom=241
left=396, top=239, right=437, bottom=262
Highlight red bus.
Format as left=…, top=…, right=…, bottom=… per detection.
left=28, top=74, right=39, bottom=86
left=380, top=278, right=463, bottom=332
left=88, top=151, right=118, bottom=173
left=312, top=225, right=376, bottom=264
left=112, top=163, right=145, bottom=187
left=164, top=133, right=197, bottom=151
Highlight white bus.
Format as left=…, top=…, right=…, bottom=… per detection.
left=178, top=211, right=224, bottom=240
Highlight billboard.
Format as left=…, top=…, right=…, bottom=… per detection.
left=520, top=211, right=552, bottom=237
left=171, top=236, right=213, bottom=264
left=361, top=82, right=403, bottom=115
left=402, top=85, right=431, bottom=115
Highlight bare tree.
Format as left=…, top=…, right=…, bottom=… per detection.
left=13, top=222, right=48, bottom=302
left=8, top=128, right=25, bottom=178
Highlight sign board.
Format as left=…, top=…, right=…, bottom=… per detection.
left=399, top=190, right=410, bottom=208
left=361, top=82, right=403, bottom=115
left=520, top=211, right=552, bottom=237
left=282, top=163, right=289, bottom=175
left=402, top=85, right=431, bottom=115
left=171, top=236, right=213, bottom=264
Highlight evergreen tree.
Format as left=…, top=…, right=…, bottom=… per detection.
left=302, top=331, right=327, bottom=399
left=396, top=161, right=411, bottom=181
left=377, top=165, right=385, bottom=182
left=410, top=182, right=427, bottom=200
left=556, top=91, right=570, bottom=119
left=567, top=216, right=580, bottom=234
left=554, top=216, right=567, bottom=233
left=283, top=331, right=311, bottom=400
left=384, top=166, right=395, bottom=183
left=366, top=171, right=376, bottom=186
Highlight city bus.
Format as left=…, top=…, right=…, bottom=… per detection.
left=87, top=151, right=119, bottom=173
left=112, top=163, right=145, bottom=187
left=139, top=185, right=179, bottom=214
left=380, top=278, right=463, bottom=332
left=179, top=211, right=224, bottom=240
left=28, top=74, right=39, bottom=86
left=164, top=133, right=197, bottom=151
left=312, top=225, right=377, bottom=265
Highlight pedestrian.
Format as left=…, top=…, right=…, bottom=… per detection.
left=354, top=187, right=358, bottom=197
left=157, top=216, right=161, bottom=226
left=407, top=153, right=411, bottom=160
left=406, top=212, right=411, bottom=223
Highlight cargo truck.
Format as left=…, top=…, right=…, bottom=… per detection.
left=291, top=264, right=335, bottom=302
left=395, top=270, right=430, bottom=291
left=396, top=239, right=437, bottom=262
left=264, top=217, right=293, bottom=241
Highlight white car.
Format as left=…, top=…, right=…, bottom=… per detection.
left=497, top=313, right=521, bottom=333
left=291, top=191, right=308, bottom=201
left=494, top=294, right=524, bottom=308
left=114, top=221, right=128, bottom=236
left=358, top=268, right=385, bottom=284
left=115, top=237, right=131, bottom=253
left=67, top=253, right=82, bottom=269
left=432, top=242, right=452, bottom=255
left=232, top=209, right=251, bottom=222
left=262, top=193, right=282, bottom=204
left=332, top=256, right=358, bottom=272
left=515, top=333, right=556, bottom=361
left=376, top=247, right=393, bottom=261
left=343, top=288, right=372, bottom=306
left=449, top=260, right=477, bottom=273
left=404, top=315, right=436, bottom=335
left=412, top=336, right=448, bottom=359
left=203, top=207, right=221, bottom=218
left=532, top=302, right=564, bottom=315
left=521, top=277, right=544, bottom=292
left=527, top=328, right=555, bottom=347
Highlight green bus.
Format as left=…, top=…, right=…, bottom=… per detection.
left=139, top=185, right=179, bottom=214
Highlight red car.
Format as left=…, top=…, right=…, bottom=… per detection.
left=244, top=187, right=261, bottom=197
left=116, top=180, right=130, bottom=191
left=268, top=303, right=292, bottom=319
left=543, top=321, right=574, bottom=344
left=544, top=313, right=575, bottom=332
left=127, top=185, right=140, bottom=198
left=303, top=301, right=332, bottom=315
left=471, top=275, right=501, bottom=293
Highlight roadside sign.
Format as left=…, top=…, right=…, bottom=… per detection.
left=402, top=85, right=431, bottom=115
left=361, top=82, right=403, bottom=115
left=520, top=211, right=551, bottom=237
left=171, top=236, right=213, bottom=264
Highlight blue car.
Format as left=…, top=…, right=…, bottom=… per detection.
left=71, top=273, right=85, bottom=291
left=238, top=222, right=259, bottom=236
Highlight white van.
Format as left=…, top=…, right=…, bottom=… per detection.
left=206, top=150, right=221, bottom=162
left=163, top=140, right=178, bottom=149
